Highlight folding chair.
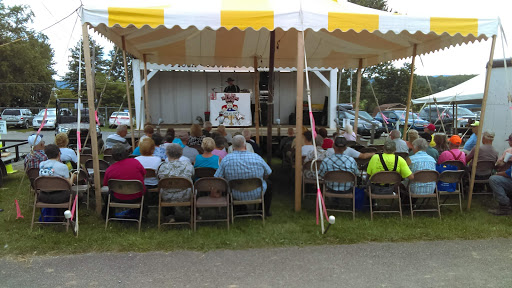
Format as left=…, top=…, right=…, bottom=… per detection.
left=406, top=170, right=441, bottom=219
left=31, top=176, right=73, bottom=231
left=103, top=155, right=114, bottom=164
left=395, top=152, right=409, bottom=161
left=322, top=171, right=357, bottom=219
left=229, top=178, right=265, bottom=224
left=369, top=144, right=384, bottom=153
left=157, top=177, right=194, bottom=229
left=26, top=167, right=40, bottom=206
left=144, top=168, right=160, bottom=209
left=194, top=167, right=217, bottom=179
left=80, top=154, right=93, bottom=166
left=367, top=171, right=403, bottom=220
left=359, top=147, right=377, bottom=154
left=103, top=148, right=112, bottom=155
left=441, top=160, right=466, bottom=171
left=472, top=160, right=496, bottom=196
left=438, top=170, right=464, bottom=213
left=85, top=159, right=110, bottom=171
left=71, top=169, right=91, bottom=209
left=302, top=160, right=323, bottom=200
left=190, top=145, right=204, bottom=154
left=105, top=179, right=145, bottom=232
left=193, top=177, right=230, bottom=231
left=355, top=158, right=370, bottom=179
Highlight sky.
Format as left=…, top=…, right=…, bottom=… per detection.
left=3, top=0, right=512, bottom=79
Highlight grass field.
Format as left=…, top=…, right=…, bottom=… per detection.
left=1, top=159, right=511, bottom=257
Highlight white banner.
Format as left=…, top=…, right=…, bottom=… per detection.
left=0, top=120, right=6, bottom=134
left=210, top=93, right=252, bottom=127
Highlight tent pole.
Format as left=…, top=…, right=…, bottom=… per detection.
left=403, top=44, right=417, bottom=140
left=455, top=103, right=458, bottom=135
left=353, top=59, right=363, bottom=135
left=254, top=57, right=260, bottom=145
left=295, top=31, right=305, bottom=212
left=267, top=31, right=275, bottom=165
left=122, top=36, right=136, bottom=152
left=82, top=24, right=102, bottom=214
left=468, top=35, right=497, bottom=209
left=143, top=54, right=151, bottom=125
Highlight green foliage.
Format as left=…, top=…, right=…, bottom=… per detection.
left=348, top=0, right=388, bottom=11
left=0, top=2, right=55, bottom=107
left=416, top=75, right=476, bottom=94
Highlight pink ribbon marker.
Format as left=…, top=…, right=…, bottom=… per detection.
left=77, top=131, right=82, bottom=152
left=315, top=188, right=328, bottom=225
left=380, top=112, right=389, bottom=124
left=70, top=194, right=78, bottom=221
left=309, top=111, right=317, bottom=138
left=15, top=199, right=24, bottom=219
left=94, top=111, right=100, bottom=126
left=36, top=109, right=47, bottom=134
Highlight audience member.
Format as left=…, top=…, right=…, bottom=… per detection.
left=202, top=121, right=213, bottom=137
left=178, top=132, right=199, bottom=164
left=488, top=165, right=512, bottom=215
left=342, top=125, right=357, bottom=142
left=420, top=133, right=440, bottom=161
left=367, top=140, right=413, bottom=194
left=135, top=138, right=161, bottom=188
left=105, top=125, right=131, bottom=150
left=188, top=124, right=205, bottom=146
left=421, top=124, right=436, bottom=147
left=406, top=129, right=419, bottom=152
left=463, top=121, right=479, bottom=153
left=280, top=128, right=295, bottom=153
left=24, top=134, right=47, bottom=170
left=150, top=133, right=166, bottom=160
left=38, top=144, right=77, bottom=203
left=326, top=138, right=374, bottom=160
left=157, top=143, right=194, bottom=222
left=301, top=131, right=315, bottom=158
left=319, top=128, right=333, bottom=149
left=389, top=130, right=409, bottom=153
left=139, top=124, right=154, bottom=144
left=496, top=133, right=512, bottom=168
left=318, top=137, right=359, bottom=193
left=194, top=137, right=220, bottom=169
left=433, top=133, right=449, bottom=154
left=212, top=137, right=228, bottom=160
left=216, top=125, right=232, bottom=143
left=243, top=129, right=261, bottom=155
left=227, top=132, right=254, bottom=153
left=304, top=135, right=328, bottom=163
left=438, top=135, right=466, bottom=165
left=466, top=131, right=498, bottom=177
left=214, top=135, right=272, bottom=215
left=407, top=138, right=437, bottom=195
left=54, top=133, right=77, bottom=164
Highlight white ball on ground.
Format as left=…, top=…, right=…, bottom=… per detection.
left=328, top=215, right=335, bottom=224
left=64, top=210, right=72, bottom=219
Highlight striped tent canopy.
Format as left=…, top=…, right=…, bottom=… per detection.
left=82, top=0, right=499, bottom=68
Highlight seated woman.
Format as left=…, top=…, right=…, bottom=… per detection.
left=157, top=143, right=194, bottom=222
left=342, top=125, right=357, bottom=142
left=406, top=129, right=419, bottom=153
left=152, top=133, right=167, bottom=160
left=139, top=124, right=154, bottom=144
left=216, top=125, right=232, bottom=144
left=212, top=136, right=228, bottom=160
left=103, top=143, right=146, bottom=218
left=38, top=144, right=77, bottom=203
left=194, top=137, right=220, bottom=169
left=54, top=133, right=77, bottom=167
left=188, top=124, right=205, bottom=146
left=135, top=138, right=162, bottom=189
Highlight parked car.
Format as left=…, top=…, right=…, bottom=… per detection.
left=109, top=111, right=134, bottom=127
left=0, top=108, right=34, bottom=128
left=419, top=106, right=476, bottom=132
left=374, top=110, right=430, bottom=131
left=32, top=108, right=57, bottom=130
left=335, top=110, right=385, bottom=138
left=417, top=106, right=453, bottom=131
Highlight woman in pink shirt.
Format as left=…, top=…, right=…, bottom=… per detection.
left=212, top=136, right=228, bottom=160
left=438, top=135, right=466, bottom=165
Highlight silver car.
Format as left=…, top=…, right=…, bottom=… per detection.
left=0, top=108, right=34, bottom=128
left=32, top=108, right=57, bottom=130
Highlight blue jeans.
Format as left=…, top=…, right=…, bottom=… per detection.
left=489, top=175, right=512, bottom=206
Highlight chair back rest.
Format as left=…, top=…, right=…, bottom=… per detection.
left=355, top=158, right=370, bottom=169
left=76, top=169, right=89, bottom=184
left=85, top=159, right=94, bottom=170
left=346, top=140, right=357, bottom=147
left=438, top=170, right=464, bottom=184
left=80, top=154, right=93, bottom=165
left=190, top=145, right=204, bottom=154
left=412, top=170, right=439, bottom=183
left=229, top=178, right=262, bottom=192
left=359, top=147, right=377, bottom=153
left=107, top=179, right=144, bottom=195
left=99, top=170, right=106, bottom=186
left=34, top=176, right=72, bottom=193
left=157, top=177, right=193, bottom=191
left=369, top=171, right=402, bottom=185
left=26, top=167, right=40, bottom=187
left=103, top=148, right=113, bottom=155
left=441, top=160, right=466, bottom=171
left=103, top=155, right=115, bottom=164
left=395, top=152, right=409, bottom=160
left=369, top=144, right=384, bottom=152
left=81, top=147, right=92, bottom=154
left=195, top=167, right=217, bottom=179
left=98, top=159, right=110, bottom=170
left=194, top=177, right=229, bottom=193
left=475, top=160, right=496, bottom=175
left=323, top=171, right=356, bottom=184
left=145, top=168, right=157, bottom=178
left=302, top=160, right=322, bottom=173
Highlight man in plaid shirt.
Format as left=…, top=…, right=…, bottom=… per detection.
left=215, top=135, right=272, bottom=214
left=24, top=134, right=47, bottom=171
left=319, top=137, right=359, bottom=193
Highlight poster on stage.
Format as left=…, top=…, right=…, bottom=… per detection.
left=210, top=93, right=252, bottom=127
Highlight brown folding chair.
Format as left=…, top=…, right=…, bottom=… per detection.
left=438, top=170, right=464, bottom=213
left=302, top=160, right=323, bottom=200
left=229, top=178, right=265, bottom=224
left=81, top=147, right=92, bottom=155
left=190, top=145, right=204, bottom=154
left=103, top=155, right=115, bottom=164
left=406, top=170, right=441, bottom=219
left=157, top=177, right=194, bottom=229
left=194, top=167, right=217, bottom=179
left=369, top=144, right=384, bottom=153
left=193, top=177, right=230, bottom=231
left=105, top=179, right=145, bottom=232
left=322, top=171, right=357, bottom=219
left=472, top=160, right=496, bottom=196
left=395, top=152, right=409, bottom=161
left=80, top=154, right=93, bottom=166
left=359, top=147, right=377, bottom=154
left=367, top=171, right=403, bottom=220
left=71, top=169, right=91, bottom=209
left=26, top=167, right=40, bottom=206
left=441, top=160, right=466, bottom=171
left=85, top=159, right=110, bottom=171
left=103, top=148, right=112, bottom=155
left=31, top=176, right=73, bottom=231
left=355, top=158, right=370, bottom=178
left=496, top=161, right=512, bottom=173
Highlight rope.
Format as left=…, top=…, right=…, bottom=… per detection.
left=368, top=79, right=389, bottom=134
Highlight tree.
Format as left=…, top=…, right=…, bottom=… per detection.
left=63, top=38, right=107, bottom=95
left=104, top=47, right=133, bottom=82
left=0, top=2, right=55, bottom=107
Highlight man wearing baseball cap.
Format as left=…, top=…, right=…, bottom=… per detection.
left=463, top=121, right=479, bottom=153
left=318, top=137, right=360, bottom=194
left=24, top=134, right=47, bottom=171
left=488, top=161, right=512, bottom=215
left=437, top=135, right=466, bottom=165
left=422, top=124, right=436, bottom=147
left=466, top=131, right=498, bottom=177
left=496, top=133, right=512, bottom=169
left=224, top=77, right=240, bottom=93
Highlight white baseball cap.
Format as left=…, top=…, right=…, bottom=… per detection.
left=27, top=134, right=43, bottom=146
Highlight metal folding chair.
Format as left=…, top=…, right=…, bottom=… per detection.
left=367, top=171, right=403, bottom=220
left=229, top=178, right=265, bottom=224
left=322, top=171, right=357, bottom=219
left=31, top=176, right=73, bottom=231
left=105, top=179, right=145, bottom=232
left=193, top=177, right=230, bottom=231
left=157, top=177, right=194, bottom=229
left=406, top=170, right=441, bottom=219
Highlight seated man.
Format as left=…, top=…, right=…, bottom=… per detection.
left=243, top=129, right=261, bottom=155
left=105, top=125, right=131, bottom=151
left=438, top=135, right=466, bottom=165
left=202, top=121, right=213, bottom=137
left=24, top=134, right=47, bottom=170
left=463, top=121, right=479, bottom=154
left=389, top=130, right=409, bottom=153
left=301, top=131, right=315, bottom=158
left=215, top=135, right=272, bottom=215
left=326, top=140, right=374, bottom=160
left=279, top=128, right=295, bottom=153
left=420, top=133, right=439, bottom=161
left=318, top=137, right=359, bottom=193
left=38, top=144, right=77, bottom=203
left=227, top=132, right=254, bottom=153
left=103, top=143, right=146, bottom=218
left=407, top=138, right=437, bottom=195
left=466, top=131, right=498, bottom=178
left=496, top=133, right=512, bottom=169
left=367, top=140, right=413, bottom=194
left=304, top=135, right=328, bottom=163
left=488, top=166, right=512, bottom=215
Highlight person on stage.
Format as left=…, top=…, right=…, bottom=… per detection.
left=224, top=77, right=240, bottom=93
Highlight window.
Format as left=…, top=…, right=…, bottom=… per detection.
left=2, top=109, right=20, bottom=116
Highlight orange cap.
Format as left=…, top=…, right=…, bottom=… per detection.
left=449, top=135, right=462, bottom=145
